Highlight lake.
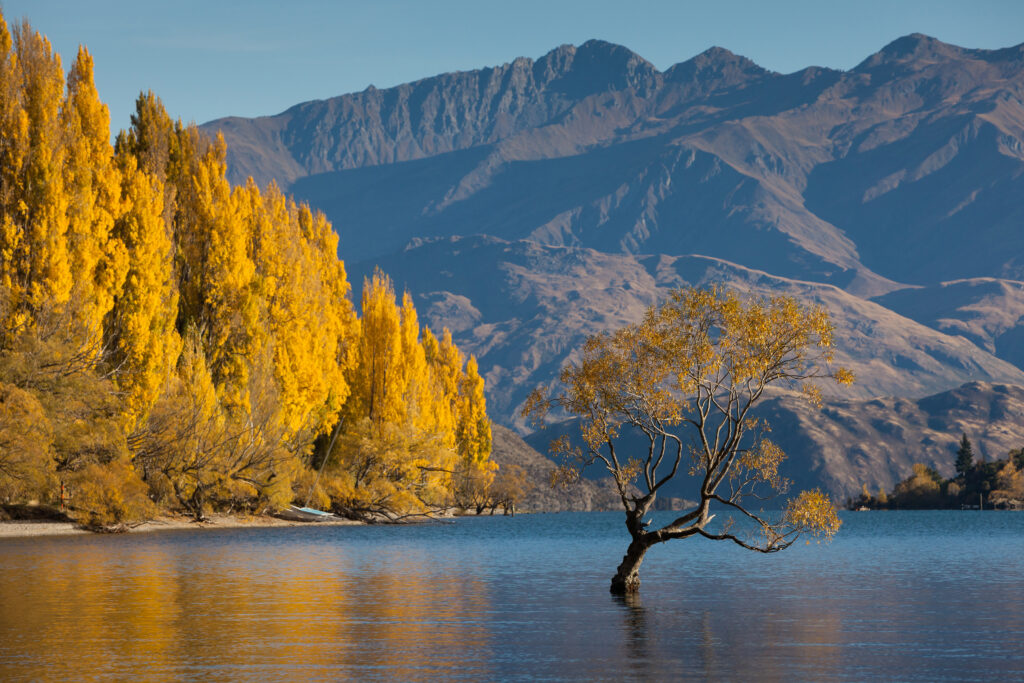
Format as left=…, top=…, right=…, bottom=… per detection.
left=1, top=510, right=1022, bottom=681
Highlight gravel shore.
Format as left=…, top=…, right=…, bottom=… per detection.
left=0, top=513, right=362, bottom=539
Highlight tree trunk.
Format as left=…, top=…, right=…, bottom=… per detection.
left=610, top=537, right=650, bottom=594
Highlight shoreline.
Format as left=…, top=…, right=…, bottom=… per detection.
left=0, top=512, right=363, bottom=539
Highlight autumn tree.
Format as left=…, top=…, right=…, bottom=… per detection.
left=891, top=463, right=943, bottom=508
left=330, top=274, right=477, bottom=520
left=324, top=417, right=458, bottom=521
left=489, top=462, right=528, bottom=515
left=989, top=459, right=1024, bottom=509
left=0, top=11, right=485, bottom=526
left=346, top=270, right=405, bottom=429
left=457, top=355, right=492, bottom=468
left=0, top=16, right=71, bottom=338
left=62, top=45, right=127, bottom=344
left=0, top=382, right=53, bottom=502
left=422, top=327, right=458, bottom=448
left=106, top=155, right=180, bottom=429
left=525, top=286, right=850, bottom=594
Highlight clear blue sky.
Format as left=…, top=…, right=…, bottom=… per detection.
left=2, top=0, right=1022, bottom=135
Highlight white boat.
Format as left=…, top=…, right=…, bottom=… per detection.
left=278, top=505, right=343, bottom=522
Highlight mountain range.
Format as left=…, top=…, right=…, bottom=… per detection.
left=201, top=34, right=1024, bottom=499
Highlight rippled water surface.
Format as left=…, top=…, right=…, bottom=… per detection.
left=1, top=511, right=1023, bottom=681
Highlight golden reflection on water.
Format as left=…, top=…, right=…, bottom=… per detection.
left=4, top=514, right=1024, bottom=681
left=0, top=534, right=493, bottom=681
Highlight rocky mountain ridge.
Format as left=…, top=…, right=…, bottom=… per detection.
left=201, top=35, right=1024, bottom=498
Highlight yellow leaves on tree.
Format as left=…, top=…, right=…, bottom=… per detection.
left=422, top=327, right=457, bottom=449
left=457, top=355, right=492, bottom=468
left=188, top=136, right=258, bottom=410
left=324, top=417, right=458, bottom=520
left=248, top=188, right=355, bottom=435
left=399, top=291, right=433, bottom=434
left=348, top=270, right=406, bottom=429
left=0, top=382, right=54, bottom=502
left=68, top=459, right=154, bottom=529
left=334, top=274, right=495, bottom=518
left=525, top=285, right=851, bottom=594
left=0, top=17, right=71, bottom=332
left=108, top=157, right=180, bottom=430
left=991, top=460, right=1024, bottom=507
left=63, top=46, right=127, bottom=344
left=0, top=11, right=490, bottom=525
left=295, top=202, right=358, bottom=432
left=783, top=489, right=842, bottom=541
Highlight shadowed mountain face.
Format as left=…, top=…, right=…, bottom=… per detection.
left=490, top=424, right=623, bottom=512
left=347, top=238, right=1024, bottom=431
left=203, top=35, right=1024, bottom=494
left=526, top=382, right=1024, bottom=501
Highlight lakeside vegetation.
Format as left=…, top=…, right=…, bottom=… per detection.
left=849, top=435, right=1024, bottom=510
left=0, top=12, right=508, bottom=529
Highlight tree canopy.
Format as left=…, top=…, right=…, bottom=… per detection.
left=525, top=286, right=851, bottom=594
left=0, top=11, right=499, bottom=527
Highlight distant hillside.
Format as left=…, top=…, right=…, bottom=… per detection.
left=526, top=382, right=1024, bottom=501
left=489, top=424, right=622, bottom=512
left=874, top=279, right=1024, bottom=370
left=349, top=238, right=1024, bottom=430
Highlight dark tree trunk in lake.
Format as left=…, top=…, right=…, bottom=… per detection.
left=610, top=536, right=650, bottom=594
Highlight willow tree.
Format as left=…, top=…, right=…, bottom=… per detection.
left=525, top=286, right=852, bottom=594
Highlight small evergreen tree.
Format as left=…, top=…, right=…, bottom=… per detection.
left=955, top=433, right=974, bottom=479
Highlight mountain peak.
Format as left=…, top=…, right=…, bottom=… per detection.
left=663, top=45, right=768, bottom=89
left=855, top=33, right=964, bottom=71
left=535, top=39, right=658, bottom=96
left=695, top=45, right=745, bottom=62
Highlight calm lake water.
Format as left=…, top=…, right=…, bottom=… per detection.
left=1, top=511, right=1023, bottom=681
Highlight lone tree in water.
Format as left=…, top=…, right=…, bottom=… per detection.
left=524, top=287, right=851, bottom=594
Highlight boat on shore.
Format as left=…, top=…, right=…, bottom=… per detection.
left=276, top=505, right=344, bottom=523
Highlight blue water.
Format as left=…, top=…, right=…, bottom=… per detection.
left=1, top=511, right=1023, bottom=681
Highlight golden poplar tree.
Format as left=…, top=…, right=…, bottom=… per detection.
left=0, top=13, right=29, bottom=339
left=0, top=18, right=71, bottom=329
left=457, top=354, right=492, bottom=466
left=296, top=202, right=357, bottom=434
left=399, top=292, right=433, bottom=433
left=107, top=155, right=180, bottom=429
left=189, top=135, right=258, bottom=409
left=421, top=327, right=457, bottom=449
left=246, top=183, right=355, bottom=436
left=347, top=270, right=405, bottom=430
left=62, top=45, right=127, bottom=342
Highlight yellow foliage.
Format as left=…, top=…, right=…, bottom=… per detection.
left=525, top=286, right=850, bottom=584
left=991, top=460, right=1024, bottom=505
left=0, top=382, right=54, bottom=502
left=69, top=459, right=155, bottom=529
left=346, top=270, right=406, bottom=429
left=0, top=12, right=485, bottom=527
left=738, top=439, right=787, bottom=490
left=0, top=18, right=72, bottom=332
left=783, top=489, right=842, bottom=540
left=246, top=184, right=355, bottom=435
left=108, top=156, right=180, bottom=429
left=456, top=355, right=492, bottom=466
left=63, top=46, right=128, bottom=344
left=327, top=417, right=459, bottom=519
